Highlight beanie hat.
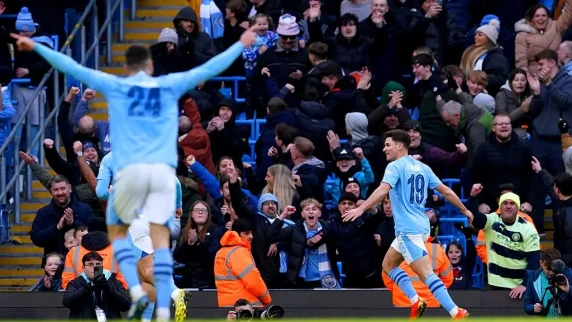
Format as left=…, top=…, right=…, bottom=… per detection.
left=499, top=192, right=521, bottom=210
left=258, top=193, right=279, bottom=212
left=480, top=14, right=501, bottom=31
left=476, top=19, right=500, bottom=45
left=342, top=177, right=361, bottom=192
left=15, top=7, right=36, bottom=33
left=380, top=81, right=407, bottom=105
left=338, top=192, right=358, bottom=205
left=232, top=219, right=253, bottom=234
left=473, top=93, right=496, bottom=114
left=276, top=14, right=300, bottom=36
left=157, top=28, right=178, bottom=44
left=83, top=141, right=96, bottom=151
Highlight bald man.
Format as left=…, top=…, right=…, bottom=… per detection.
left=558, top=41, right=572, bottom=74
left=72, top=88, right=111, bottom=155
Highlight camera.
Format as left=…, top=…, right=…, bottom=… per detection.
left=237, top=306, right=285, bottom=320
left=548, top=273, right=567, bottom=286
left=548, top=259, right=568, bottom=286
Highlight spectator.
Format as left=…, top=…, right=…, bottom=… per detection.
left=247, top=0, right=282, bottom=23
left=515, top=1, right=572, bottom=74
left=471, top=113, right=535, bottom=215
left=206, top=98, right=250, bottom=170
left=173, top=7, right=217, bottom=69
left=558, top=41, right=572, bottom=74
left=242, top=13, right=278, bottom=76
left=440, top=100, right=493, bottom=166
left=64, top=229, right=77, bottom=250
left=269, top=123, right=298, bottom=169
left=226, top=299, right=255, bottom=321
left=367, top=82, right=410, bottom=137
left=29, top=252, right=64, bottom=292
left=71, top=89, right=110, bottom=156
left=524, top=248, right=572, bottom=316
left=223, top=0, right=249, bottom=76
left=30, top=175, right=95, bottom=257
left=495, top=68, right=533, bottom=140
left=464, top=15, right=516, bottom=67
left=150, top=28, right=185, bottom=76
left=178, top=96, right=216, bottom=174
left=62, top=252, right=130, bottom=320
left=382, top=235, right=453, bottom=307
left=255, top=97, right=295, bottom=186
left=0, top=86, right=15, bottom=149
left=469, top=188, right=540, bottom=297
left=528, top=49, right=572, bottom=176
left=174, top=201, right=225, bottom=289
left=74, top=226, right=89, bottom=246
left=325, top=147, right=374, bottom=202
left=459, top=18, right=509, bottom=97
left=290, top=137, right=328, bottom=206
left=464, top=71, right=494, bottom=103
left=448, top=225, right=477, bottom=290
left=304, top=41, right=330, bottom=95
left=277, top=198, right=340, bottom=288
left=214, top=219, right=271, bottom=307
left=262, top=164, right=312, bottom=220
left=62, top=230, right=126, bottom=290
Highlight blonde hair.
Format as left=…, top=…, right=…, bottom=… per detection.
left=262, top=164, right=296, bottom=213
left=460, top=43, right=494, bottom=75
left=466, top=70, right=488, bottom=86
left=300, top=198, right=323, bottom=209
left=64, top=229, right=75, bottom=240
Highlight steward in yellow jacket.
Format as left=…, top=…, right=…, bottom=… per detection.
left=214, top=219, right=271, bottom=307
left=382, top=237, right=453, bottom=307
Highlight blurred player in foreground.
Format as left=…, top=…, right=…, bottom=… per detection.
left=343, top=130, right=473, bottom=320
left=12, top=26, right=258, bottom=321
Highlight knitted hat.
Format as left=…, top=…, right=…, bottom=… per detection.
left=276, top=14, right=300, bottom=36
left=499, top=192, right=521, bottom=210
left=404, top=120, right=422, bottom=132
left=342, top=177, right=361, bottom=192
left=15, top=7, right=36, bottom=33
left=473, top=93, right=496, bottom=114
left=480, top=14, right=500, bottom=31
left=258, top=193, right=279, bottom=211
left=476, top=19, right=500, bottom=45
left=157, top=28, right=178, bottom=44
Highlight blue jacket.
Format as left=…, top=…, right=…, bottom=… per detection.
left=255, top=110, right=296, bottom=186
left=530, top=68, right=572, bottom=139
left=524, top=268, right=572, bottom=316
left=324, top=158, right=375, bottom=202
left=0, top=89, right=15, bottom=147
left=72, top=99, right=111, bottom=155
left=189, top=161, right=259, bottom=209
left=30, top=196, right=95, bottom=256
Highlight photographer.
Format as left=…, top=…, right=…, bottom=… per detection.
left=227, top=299, right=285, bottom=321
left=62, top=252, right=130, bottom=320
left=524, top=249, right=572, bottom=317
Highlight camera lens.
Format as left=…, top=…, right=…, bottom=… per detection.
left=237, top=309, right=253, bottom=320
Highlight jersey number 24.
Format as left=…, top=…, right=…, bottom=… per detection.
left=407, top=174, right=425, bottom=205
left=127, top=86, right=161, bottom=118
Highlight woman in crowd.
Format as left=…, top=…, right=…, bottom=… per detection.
left=30, top=252, right=64, bottom=292
left=173, top=201, right=225, bottom=289
left=459, top=18, right=509, bottom=96
left=495, top=68, right=533, bottom=140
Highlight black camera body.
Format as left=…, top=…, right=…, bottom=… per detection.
left=237, top=305, right=285, bottom=320
left=548, top=273, right=567, bottom=286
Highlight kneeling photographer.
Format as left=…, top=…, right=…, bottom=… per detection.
left=227, top=299, right=285, bottom=321
left=524, top=249, right=572, bottom=317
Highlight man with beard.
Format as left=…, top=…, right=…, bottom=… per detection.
left=173, top=7, right=217, bottom=69
left=470, top=114, right=535, bottom=217
left=31, top=175, right=95, bottom=256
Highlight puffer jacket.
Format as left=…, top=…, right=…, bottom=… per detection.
left=214, top=231, right=271, bottom=307
left=515, top=0, right=572, bottom=74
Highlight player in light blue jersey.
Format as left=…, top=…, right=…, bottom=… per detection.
left=12, top=27, right=258, bottom=322
left=96, top=152, right=187, bottom=322
left=343, top=130, right=473, bottom=320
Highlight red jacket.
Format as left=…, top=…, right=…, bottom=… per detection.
left=178, top=97, right=215, bottom=174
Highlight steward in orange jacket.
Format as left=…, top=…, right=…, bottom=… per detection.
left=476, top=209, right=536, bottom=264
left=214, top=220, right=271, bottom=307
left=382, top=238, right=453, bottom=307
left=62, top=231, right=126, bottom=289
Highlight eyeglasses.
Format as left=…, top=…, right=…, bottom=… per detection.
left=192, top=208, right=208, bottom=214
left=280, top=35, right=297, bottom=40
left=84, top=263, right=102, bottom=268
left=493, top=122, right=511, bottom=127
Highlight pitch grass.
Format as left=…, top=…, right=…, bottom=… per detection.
left=2, top=319, right=516, bottom=321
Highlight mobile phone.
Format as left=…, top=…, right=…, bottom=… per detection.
left=94, top=266, right=102, bottom=278
left=434, top=0, right=443, bottom=5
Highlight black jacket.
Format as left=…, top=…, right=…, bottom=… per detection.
left=292, top=159, right=329, bottom=208
left=30, top=197, right=95, bottom=256
left=173, top=225, right=225, bottom=289
left=150, top=42, right=186, bottom=76
left=480, top=47, right=510, bottom=97
left=173, top=7, right=217, bottom=68
left=229, top=181, right=284, bottom=287
left=278, top=219, right=339, bottom=286
left=292, top=101, right=335, bottom=163
left=62, top=273, right=130, bottom=320
left=13, top=36, right=52, bottom=86
left=471, top=132, right=535, bottom=209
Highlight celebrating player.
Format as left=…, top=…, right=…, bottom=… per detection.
left=12, top=26, right=258, bottom=322
left=343, top=130, right=473, bottom=320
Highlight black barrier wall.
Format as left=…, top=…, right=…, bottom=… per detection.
left=0, top=290, right=525, bottom=319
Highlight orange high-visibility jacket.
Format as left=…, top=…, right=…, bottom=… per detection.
left=214, top=231, right=271, bottom=307
left=476, top=210, right=536, bottom=264
left=382, top=240, right=453, bottom=307
left=62, top=244, right=127, bottom=289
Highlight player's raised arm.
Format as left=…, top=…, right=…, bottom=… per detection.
left=12, top=33, right=116, bottom=93
left=167, top=26, right=258, bottom=97
left=342, top=182, right=390, bottom=222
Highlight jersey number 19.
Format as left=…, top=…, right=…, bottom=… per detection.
left=407, top=174, right=425, bottom=205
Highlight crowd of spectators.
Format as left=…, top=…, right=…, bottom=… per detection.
left=3, top=0, right=572, bottom=317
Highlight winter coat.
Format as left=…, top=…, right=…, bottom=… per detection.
left=179, top=97, right=215, bottom=175
left=495, top=84, right=531, bottom=140
left=478, top=47, right=510, bottom=97
left=515, top=0, right=572, bottom=74
left=524, top=268, right=572, bottom=316
left=291, top=101, right=335, bottom=163
left=173, top=7, right=217, bottom=68
left=150, top=42, right=186, bottom=76
left=458, top=103, right=493, bottom=166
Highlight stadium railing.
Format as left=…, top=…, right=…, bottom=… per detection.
left=0, top=0, right=130, bottom=230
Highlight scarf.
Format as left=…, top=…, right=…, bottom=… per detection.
left=535, top=271, right=558, bottom=317
left=278, top=219, right=295, bottom=273
left=200, top=0, right=224, bottom=39
left=298, top=222, right=341, bottom=289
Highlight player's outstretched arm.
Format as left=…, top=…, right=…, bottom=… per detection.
left=343, top=183, right=390, bottom=222
left=168, top=26, right=258, bottom=97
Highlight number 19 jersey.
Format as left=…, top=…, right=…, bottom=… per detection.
left=382, top=155, right=442, bottom=235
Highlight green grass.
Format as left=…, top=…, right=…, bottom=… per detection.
left=0, top=319, right=520, bottom=321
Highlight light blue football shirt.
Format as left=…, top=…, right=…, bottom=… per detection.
left=33, top=41, right=245, bottom=172
left=382, top=155, right=442, bottom=235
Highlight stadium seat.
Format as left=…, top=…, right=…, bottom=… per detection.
left=337, top=262, right=346, bottom=287
left=471, top=252, right=485, bottom=290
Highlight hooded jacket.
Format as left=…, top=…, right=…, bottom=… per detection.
left=515, top=0, right=572, bottom=74
left=292, top=100, right=335, bottom=163
left=62, top=231, right=127, bottom=290
left=173, top=7, right=217, bottom=67
left=179, top=97, right=215, bottom=174
left=214, top=231, right=271, bottom=307
left=150, top=41, right=186, bottom=76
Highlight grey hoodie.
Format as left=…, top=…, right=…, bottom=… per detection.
left=292, top=157, right=325, bottom=174
left=345, top=112, right=369, bottom=142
